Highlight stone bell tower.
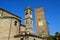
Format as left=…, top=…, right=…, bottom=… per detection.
left=24, top=6, right=33, bottom=33
left=35, top=8, right=49, bottom=37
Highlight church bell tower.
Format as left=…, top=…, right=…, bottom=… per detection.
left=24, top=6, right=33, bottom=33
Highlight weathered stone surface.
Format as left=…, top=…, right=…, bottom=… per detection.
left=35, top=8, right=49, bottom=37
left=0, top=9, right=20, bottom=40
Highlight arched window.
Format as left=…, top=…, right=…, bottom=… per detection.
left=14, top=21, right=17, bottom=26
left=25, top=12, right=28, bottom=15
left=25, top=10, right=28, bottom=15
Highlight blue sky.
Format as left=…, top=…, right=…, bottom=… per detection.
left=0, top=0, right=60, bottom=35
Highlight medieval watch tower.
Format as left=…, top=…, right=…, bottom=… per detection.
left=35, top=8, right=49, bottom=37
left=24, top=6, right=33, bottom=33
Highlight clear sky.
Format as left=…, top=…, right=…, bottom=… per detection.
left=0, top=0, right=60, bottom=35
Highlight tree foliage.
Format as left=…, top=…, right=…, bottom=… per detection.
left=55, top=32, right=60, bottom=40
left=47, top=35, right=55, bottom=40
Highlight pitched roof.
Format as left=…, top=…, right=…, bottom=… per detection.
left=14, top=31, right=43, bottom=38
left=24, top=6, right=32, bottom=11
left=0, top=8, right=21, bottom=19
left=20, top=24, right=26, bottom=27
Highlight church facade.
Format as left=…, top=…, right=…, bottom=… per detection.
left=0, top=7, right=49, bottom=40
left=0, top=8, right=21, bottom=40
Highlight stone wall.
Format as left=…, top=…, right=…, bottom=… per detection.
left=0, top=9, right=20, bottom=40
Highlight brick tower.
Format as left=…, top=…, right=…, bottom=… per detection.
left=35, top=8, right=49, bottom=37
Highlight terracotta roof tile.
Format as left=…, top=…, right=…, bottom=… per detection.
left=14, top=31, right=43, bottom=38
